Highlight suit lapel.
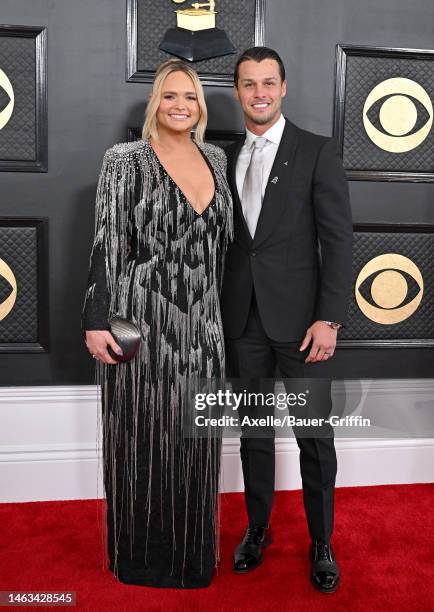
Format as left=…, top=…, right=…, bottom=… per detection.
left=228, top=137, right=253, bottom=247
left=252, top=119, right=299, bottom=248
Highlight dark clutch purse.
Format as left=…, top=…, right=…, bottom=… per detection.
left=108, top=315, right=141, bottom=363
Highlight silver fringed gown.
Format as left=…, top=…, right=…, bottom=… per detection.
left=81, top=138, right=233, bottom=588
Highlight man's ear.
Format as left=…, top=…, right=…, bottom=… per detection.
left=281, top=80, right=287, bottom=98
left=233, top=84, right=239, bottom=101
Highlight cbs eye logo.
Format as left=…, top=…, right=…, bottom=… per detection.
left=362, top=77, right=433, bottom=153
left=355, top=253, right=423, bottom=325
left=0, top=68, right=14, bottom=130
left=0, top=258, right=17, bottom=321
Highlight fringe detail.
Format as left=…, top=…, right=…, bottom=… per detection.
left=82, top=138, right=233, bottom=586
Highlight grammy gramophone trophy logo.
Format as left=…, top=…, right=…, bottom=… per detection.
left=159, top=0, right=236, bottom=62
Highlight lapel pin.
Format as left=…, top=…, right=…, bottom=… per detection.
left=284, top=161, right=288, bottom=166
left=271, top=176, right=279, bottom=184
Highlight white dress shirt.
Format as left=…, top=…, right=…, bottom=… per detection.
left=236, top=113, right=286, bottom=201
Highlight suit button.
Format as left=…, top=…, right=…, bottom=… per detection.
left=251, top=251, right=257, bottom=257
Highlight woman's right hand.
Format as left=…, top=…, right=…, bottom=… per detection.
left=85, top=330, right=123, bottom=365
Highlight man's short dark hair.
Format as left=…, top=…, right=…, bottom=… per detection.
left=234, top=47, right=286, bottom=85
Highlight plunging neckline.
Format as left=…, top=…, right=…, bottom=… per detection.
left=149, top=140, right=217, bottom=217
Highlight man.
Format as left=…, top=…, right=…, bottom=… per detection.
left=221, top=47, right=353, bottom=593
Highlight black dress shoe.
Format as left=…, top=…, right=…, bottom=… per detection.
left=310, top=540, right=340, bottom=593
left=233, top=526, right=272, bottom=573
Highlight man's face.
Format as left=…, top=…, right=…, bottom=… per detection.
left=235, top=59, right=286, bottom=129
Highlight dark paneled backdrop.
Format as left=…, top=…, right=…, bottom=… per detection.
left=1, top=0, right=433, bottom=385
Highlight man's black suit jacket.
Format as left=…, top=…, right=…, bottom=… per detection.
left=221, top=117, right=353, bottom=342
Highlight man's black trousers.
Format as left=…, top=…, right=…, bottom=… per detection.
left=225, top=293, right=337, bottom=542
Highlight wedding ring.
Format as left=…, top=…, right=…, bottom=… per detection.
left=92, top=354, right=96, bottom=358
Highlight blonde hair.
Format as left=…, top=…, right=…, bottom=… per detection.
left=142, top=59, right=207, bottom=143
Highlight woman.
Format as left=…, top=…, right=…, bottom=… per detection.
left=82, top=59, right=233, bottom=588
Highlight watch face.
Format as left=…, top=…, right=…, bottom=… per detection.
left=325, top=321, right=340, bottom=329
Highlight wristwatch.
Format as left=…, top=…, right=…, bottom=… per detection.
left=323, top=321, right=342, bottom=330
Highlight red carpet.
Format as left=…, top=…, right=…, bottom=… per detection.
left=0, top=484, right=433, bottom=611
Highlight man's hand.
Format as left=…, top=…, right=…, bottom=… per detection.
left=85, top=330, right=123, bottom=365
left=299, top=321, right=338, bottom=363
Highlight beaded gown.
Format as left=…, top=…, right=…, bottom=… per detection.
left=81, top=138, right=233, bottom=588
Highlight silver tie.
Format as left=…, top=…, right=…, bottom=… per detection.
left=241, top=136, right=267, bottom=238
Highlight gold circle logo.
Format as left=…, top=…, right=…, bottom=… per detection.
left=0, top=68, right=14, bottom=130
left=362, top=77, right=433, bottom=152
left=355, top=254, right=423, bottom=324
left=0, top=257, right=17, bottom=321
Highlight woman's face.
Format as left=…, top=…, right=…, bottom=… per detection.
left=156, top=70, right=200, bottom=135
